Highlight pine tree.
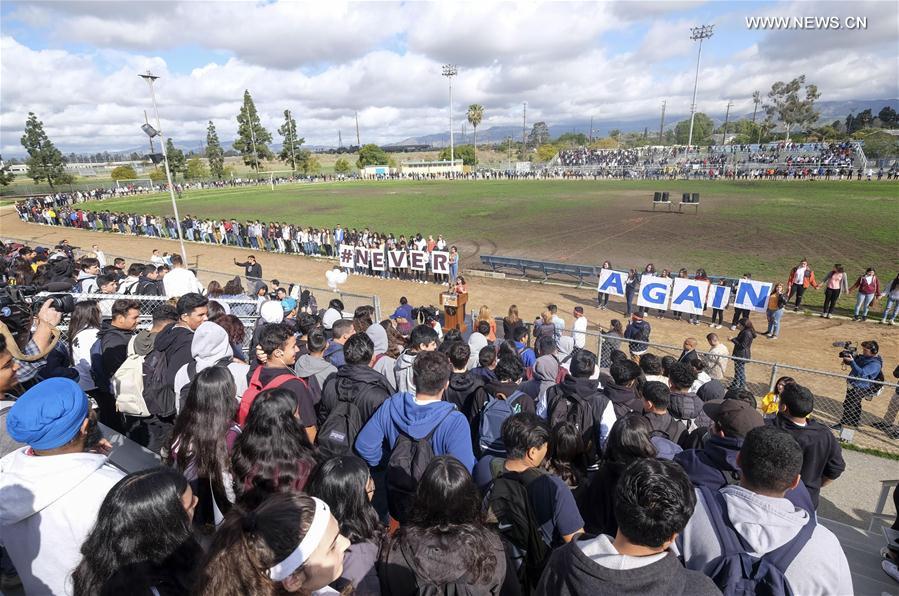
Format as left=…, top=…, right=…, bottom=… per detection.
left=20, top=112, right=68, bottom=187
left=0, top=155, right=15, bottom=186
left=165, top=138, right=186, bottom=181
left=206, top=121, right=225, bottom=179
left=278, top=109, right=308, bottom=173
left=233, top=90, right=272, bottom=172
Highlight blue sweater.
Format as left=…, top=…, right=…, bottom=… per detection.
left=847, top=354, right=882, bottom=389
left=355, top=392, right=476, bottom=471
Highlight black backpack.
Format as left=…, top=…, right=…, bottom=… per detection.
left=485, top=468, right=550, bottom=594
left=178, top=357, right=233, bottom=408
left=142, top=349, right=176, bottom=418
left=699, top=485, right=815, bottom=596
left=386, top=410, right=452, bottom=523
left=547, top=386, right=598, bottom=458
left=317, top=386, right=364, bottom=460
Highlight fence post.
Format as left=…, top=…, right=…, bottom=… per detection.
left=373, top=294, right=382, bottom=322
left=767, top=363, right=780, bottom=393
left=597, top=332, right=604, bottom=362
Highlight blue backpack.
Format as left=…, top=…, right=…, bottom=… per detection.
left=478, top=390, right=526, bottom=456
left=699, top=485, right=815, bottom=596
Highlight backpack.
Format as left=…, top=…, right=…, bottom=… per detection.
left=317, top=384, right=364, bottom=460
left=237, top=367, right=298, bottom=425
left=548, top=386, right=597, bottom=457
left=485, top=468, right=550, bottom=594
left=90, top=335, right=110, bottom=394
left=699, top=485, right=815, bottom=596
left=142, top=348, right=177, bottom=418
left=178, top=357, right=234, bottom=407
left=118, top=279, right=139, bottom=295
left=478, top=390, right=526, bottom=456
left=74, top=275, right=96, bottom=294
left=385, top=409, right=452, bottom=523
left=516, top=346, right=535, bottom=380
left=112, top=336, right=151, bottom=417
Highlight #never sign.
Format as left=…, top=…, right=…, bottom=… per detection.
left=431, top=251, right=449, bottom=275
left=637, top=274, right=672, bottom=310
left=339, top=247, right=354, bottom=268
left=409, top=250, right=428, bottom=271
left=388, top=250, right=409, bottom=269
left=370, top=250, right=386, bottom=271
left=670, top=278, right=710, bottom=316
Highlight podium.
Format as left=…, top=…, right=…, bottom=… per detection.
left=441, top=292, right=468, bottom=333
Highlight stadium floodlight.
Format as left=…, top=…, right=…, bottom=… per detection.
left=686, top=24, right=714, bottom=150
left=442, top=64, right=458, bottom=166
left=138, top=70, right=187, bottom=263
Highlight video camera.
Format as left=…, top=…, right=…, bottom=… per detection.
left=832, top=341, right=857, bottom=359
left=0, top=285, right=75, bottom=346
left=412, top=305, right=440, bottom=325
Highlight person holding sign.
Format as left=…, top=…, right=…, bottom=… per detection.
left=596, top=261, right=613, bottom=310
left=709, top=279, right=729, bottom=328
left=764, top=283, right=788, bottom=339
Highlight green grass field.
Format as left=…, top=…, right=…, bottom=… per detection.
left=77, top=179, right=898, bottom=293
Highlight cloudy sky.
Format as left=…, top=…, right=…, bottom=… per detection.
left=1, top=0, right=896, bottom=155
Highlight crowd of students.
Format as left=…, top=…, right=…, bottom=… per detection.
left=6, top=250, right=899, bottom=595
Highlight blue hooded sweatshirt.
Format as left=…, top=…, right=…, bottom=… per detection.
left=355, top=392, right=475, bottom=472
left=324, top=341, right=346, bottom=369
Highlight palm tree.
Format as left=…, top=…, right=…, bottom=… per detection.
left=467, top=104, right=484, bottom=166
left=751, top=91, right=761, bottom=124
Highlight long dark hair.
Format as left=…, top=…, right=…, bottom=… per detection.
left=543, top=422, right=589, bottom=489
left=604, top=413, right=657, bottom=464
left=399, top=456, right=497, bottom=583
left=72, top=467, right=200, bottom=595
left=739, top=317, right=757, bottom=338
left=231, top=388, right=317, bottom=497
left=166, top=366, right=236, bottom=492
left=307, top=456, right=382, bottom=544
left=68, top=300, right=101, bottom=357
left=196, top=493, right=317, bottom=596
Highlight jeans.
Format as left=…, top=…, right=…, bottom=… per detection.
left=822, top=288, right=841, bottom=314
left=730, top=360, right=747, bottom=389
left=881, top=298, right=898, bottom=322
left=765, top=308, right=784, bottom=336
left=854, top=292, right=875, bottom=317
left=625, top=287, right=636, bottom=316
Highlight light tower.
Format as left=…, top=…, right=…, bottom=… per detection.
left=686, top=24, right=714, bottom=149
left=442, top=64, right=458, bottom=164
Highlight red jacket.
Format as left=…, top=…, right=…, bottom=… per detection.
left=787, top=266, right=818, bottom=292
left=849, top=275, right=880, bottom=296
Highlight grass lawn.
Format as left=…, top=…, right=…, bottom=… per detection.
left=76, top=179, right=898, bottom=301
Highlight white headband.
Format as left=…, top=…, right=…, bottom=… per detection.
left=268, top=497, right=331, bottom=582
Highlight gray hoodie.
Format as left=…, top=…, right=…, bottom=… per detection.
left=295, top=354, right=337, bottom=391
left=677, top=485, right=852, bottom=596
left=394, top=350, right=418, bottom=395
left=366, top=324, right=397, bottom=392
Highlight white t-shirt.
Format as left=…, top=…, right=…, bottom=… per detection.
left=793, top=266, right=806, bottom=285
left=163, top=268, right=204, bottom=298
left=572, top=317, right=588, bottom=349
left=71, top=328, right=100, bottom=391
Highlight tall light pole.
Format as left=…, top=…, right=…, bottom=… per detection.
left=686, top=24, right=714, bottom=150
left=658, top=100, right=667, bottom=144
left=138, top=70, right=187, bottom=264
left=442, top=64, right=457, bottom=165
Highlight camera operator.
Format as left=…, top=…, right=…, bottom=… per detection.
left=833, top=340, right=884, bottom=431
left=7, top=298, right=62, bottom=387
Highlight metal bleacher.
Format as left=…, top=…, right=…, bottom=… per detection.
left=479, top=255, right=597, bottom=286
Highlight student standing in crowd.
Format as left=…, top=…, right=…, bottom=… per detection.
left=786, top=258, right=819, bottom=311
left=834, top=340, right=884, bottom=430
left=820, top=263, right=848, bottom=318
left=849, top=267, right=880, bottom=321
left=475, top=305, right=497, bottom=342
left=163, top=254, right=204, bottom=298
left=503, top=304, right=522, bottom=339
left=728, top=318, right=756, bottom=389
left=764, top=282, right=787, bottom=339
left=730, top=273, right=752, bottom=330
left=882, top=273, right=899, bottom=325
left=702, top=333, right=730, bottom=381
left=572, top=306, right=588, bottom=350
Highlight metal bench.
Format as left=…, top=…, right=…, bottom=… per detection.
left=679, top=192, right=701, bottom=214
left=651, top=191, right=672, bottom=211
left=480, top=255, right=597, bottom=287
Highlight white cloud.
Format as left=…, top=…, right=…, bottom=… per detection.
left=1, top=1, right=896, bottom=155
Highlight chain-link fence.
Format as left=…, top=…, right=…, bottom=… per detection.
left=489, top=317, right=899, bottom=455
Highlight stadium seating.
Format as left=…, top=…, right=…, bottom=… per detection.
left=479, top=255, right=597, bottom=286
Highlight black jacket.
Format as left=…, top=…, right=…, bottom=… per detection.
left=601, top=382, right=643, bottom=418
left=642, top=411, right=686, bottom=444
left=98, top=323, right=136, bottom=378
left=678, top=349, right=699, bottom=365
left=445, top=371, right=490, bottom=422
left=731, top=329, right=755, bottom=358
left=768, top=415, right=845, bottom=508
left=536, top=538, right=719, bottom=596
left=153, top=324, right=194, bottom=386
left=546, top=376, right=610, bottom=464
left=317, top=364, right=392, bottom=427
left=379, top=526, right=511, bottom=596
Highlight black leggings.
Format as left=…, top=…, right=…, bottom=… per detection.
left=712, top=308, right=724, bottom=325
left=822, top=288, right=840, bottom=314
